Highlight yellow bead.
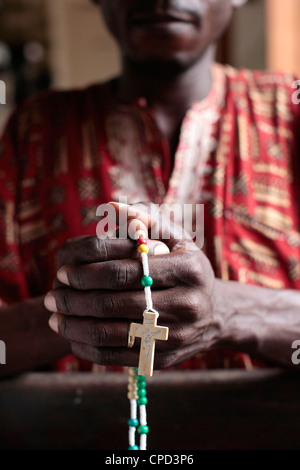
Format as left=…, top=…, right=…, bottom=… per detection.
left=138, top=244, right=149, bottom=254
left=127, top=392, right=138, bottom=400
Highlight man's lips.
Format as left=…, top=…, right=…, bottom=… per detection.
left=129, top=10, right=200, bottom=27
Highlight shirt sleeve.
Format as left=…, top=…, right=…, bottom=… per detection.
left=0, top=112, right=29, bottom=305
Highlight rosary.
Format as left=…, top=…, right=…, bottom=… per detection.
left=126, top=230, right=169, bottom=450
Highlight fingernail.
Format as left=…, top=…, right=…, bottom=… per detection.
left=48, top=314, right=59, bottom=334
left=44, top=293, right=58, bottom=312
left=154, top=244, right=170, bottom=255
left=57, top=268, right=69, bottom=285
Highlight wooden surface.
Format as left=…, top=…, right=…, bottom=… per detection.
left=0, top=369, right=300, bottom=450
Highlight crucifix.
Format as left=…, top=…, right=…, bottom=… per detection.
left=128, top=310, right=169, bottom=377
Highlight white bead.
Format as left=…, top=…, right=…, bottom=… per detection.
left=140, top=433, right=147, bottom=450
left=128, top=427, right=136, bottom=447
left=134, top=230, right=147, bottom=240
left=141, top=252, right=149, bottom=276
left=144, top=286, right=153, bottom=311
left=130, top=399, right=137, bottom=420
left=139, top=405, right=147, bottom=426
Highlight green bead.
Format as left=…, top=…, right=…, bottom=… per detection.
left=128, top=418, right=139, bottom=427
left=137, top=375, right=146, bottom=381
left=128, top=445, right=139, bottom=450
left=137, top=380, right=147, bottom=389
left=137, top=389, right=147, bottom=398
left=137, top=397, right=148, bottom=406
left=141, top=276, right=153, bottom=287
left=138, top=425, right=149, bottom=435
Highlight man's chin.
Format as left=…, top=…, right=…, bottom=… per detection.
left=125, top=48, right=209, bottom=77
left=126, top=55, right=193, bottom=77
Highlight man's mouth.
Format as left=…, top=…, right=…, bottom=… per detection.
left=129, top=10, right=200, bottom=27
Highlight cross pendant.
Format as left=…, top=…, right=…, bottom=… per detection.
left=128, top=311, right=169, bottom=377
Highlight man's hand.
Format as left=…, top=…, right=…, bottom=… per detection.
left=0, top=296, right=71, bottom=378
left=44, top=202, right=218, bottom=370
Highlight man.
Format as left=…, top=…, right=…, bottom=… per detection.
left=0, top=0, right=299, bottom=377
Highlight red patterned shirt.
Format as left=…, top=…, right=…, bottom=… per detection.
left=0, top=63, right=299, bottom=370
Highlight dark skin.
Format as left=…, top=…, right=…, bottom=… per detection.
left=100, top=0, right=230, bottom=157
left=1, top=0, right=300, bottom=378
left=45, top=202, right=300, bottom=370
left=0, top=297, right=70, bottom=377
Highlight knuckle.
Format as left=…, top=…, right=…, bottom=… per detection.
left=96, top=237, right=109, bottom=262
left=68, top=266, right=84, bottom=290
left=184, top=290, right=201, bottom=320
left=116, top=263, right=132, bottom=288
left=69, top=267, right=84, bottom=289
left=59, top=316, right=68, bottom=339
left=105, top=264, right=118, bottom=287
left=115, top=264, right=128, bottom=287
left=96, top=348, right=117, bottom=365
left=170, top=327, right=190, bottom=348
left=91, top=323, right=105, bottom=346
left=100, top=323, right=109, bottom=346
left=184, top=255, right=204, bottom=286
left=113, top=262, right=135, bottom=288
left=58, top=290, right=72, bottom=315
left=94, top=293, right=115, bottom=317
left=106, top=262, right=138, bottom=290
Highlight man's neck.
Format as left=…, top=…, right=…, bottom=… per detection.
left=115, top=45, right=216, bottom=118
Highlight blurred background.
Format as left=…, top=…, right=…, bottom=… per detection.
left=0, top=0, right=297, bottom=132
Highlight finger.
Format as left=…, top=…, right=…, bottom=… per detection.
left=70, top=342, right=140, bottom=368
left=56, top=250, right=198, bottom=290
left=50, top=313, right=201, bottom=351
left=69, top=341, right=202, bottom=370
left=44, top=286, right=195, bottom=322
left=57, top=236, right=169, bottom=269
left=57, top=236, right=137, bottom=268
left=53, top=240, right=169, bottom=290
left=107, top=201, right=199, bottom=252
left=53, top=314, right=130, bottom=347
